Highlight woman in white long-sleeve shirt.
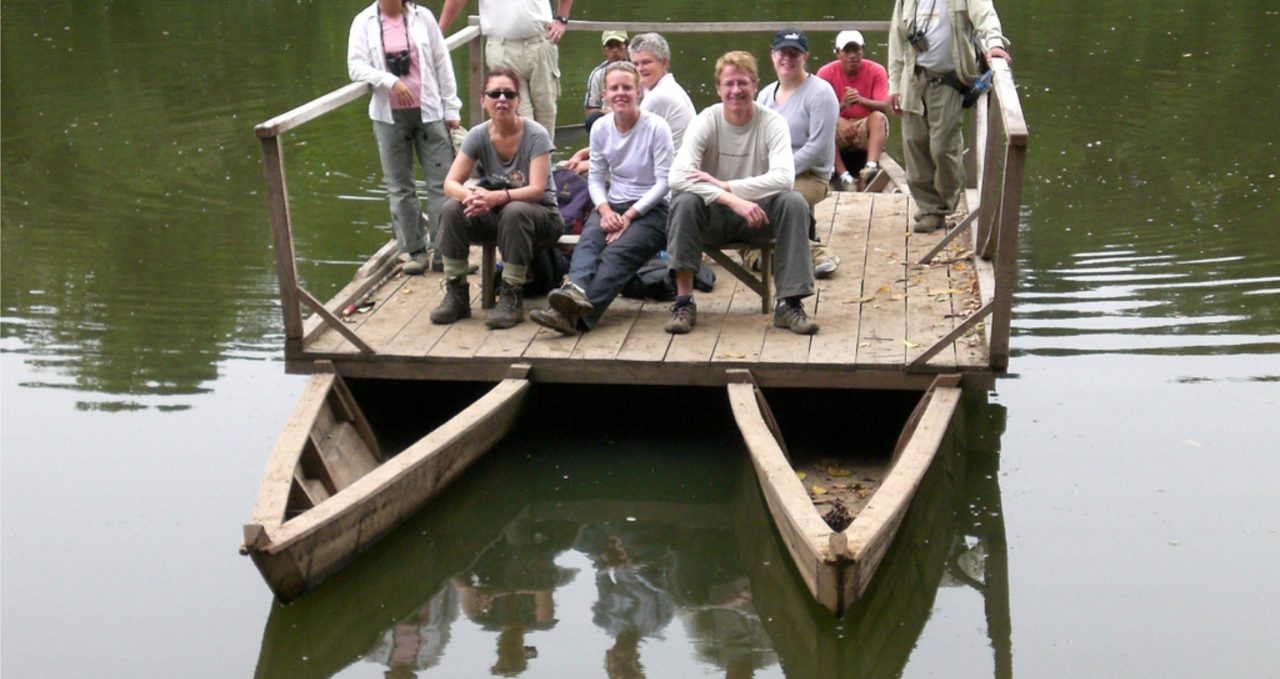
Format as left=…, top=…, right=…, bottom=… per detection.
left=530, top=62, right=675, bottom=335
left=348, top=0, right=461, bottom=274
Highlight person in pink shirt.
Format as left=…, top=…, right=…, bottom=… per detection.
left=816, top=30, right=890, bottom=190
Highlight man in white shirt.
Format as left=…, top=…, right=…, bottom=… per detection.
left=439, top=0, right=574, bottom=143
left=665, top=51, right=818, bottom=336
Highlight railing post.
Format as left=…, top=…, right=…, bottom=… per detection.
left=468, top=15, right=484, bottom=127
left=987, top=143, right=1025, bottom=370
left=259, top=135, right=304, bottom=355
left=977, top=93, right=1004, bottom=259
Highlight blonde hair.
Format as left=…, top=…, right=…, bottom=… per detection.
left=603, top=60, right=642, bottom=88
left=714, top=51, right=759, bottom=84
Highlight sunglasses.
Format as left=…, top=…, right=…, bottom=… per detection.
left=484, top=89, right=519, bottom=100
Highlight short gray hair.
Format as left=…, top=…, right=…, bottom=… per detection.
left=628, top=32, right=671, bottom=63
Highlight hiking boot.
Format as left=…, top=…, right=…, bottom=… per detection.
left=529, top=307, right=578, bottom=336
left=740, top=248, right=762, bottom=272
left=912, top=214, right=946, bottom=233
left=664, top=300, right=697, bottom=334
left=429, top=276, right=471, bottom=324
left=774, top=301, right=820, bottom=335
left=811, top=242, right=841, bottom=279
left=548, top=283, right=594, bottom=318
left=485, top=281, right=524, bottom=329
left=858, top=164, right=880, bottom=190
left=402, top=250, right=429, bottom=276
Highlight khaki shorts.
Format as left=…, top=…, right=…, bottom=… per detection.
left=836, top=116, right=870, bottom=150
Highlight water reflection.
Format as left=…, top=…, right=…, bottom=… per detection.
left=254, top=389, right=1011, bottom=678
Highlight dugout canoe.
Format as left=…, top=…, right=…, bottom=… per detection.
left=727, top=371, right=963, bottom=616
left=240, top=363, right=532, bottom=602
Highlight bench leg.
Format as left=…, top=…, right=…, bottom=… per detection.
left=481, top=243, right=497, bottom=309
left=760, top=245, right=773, bottom=313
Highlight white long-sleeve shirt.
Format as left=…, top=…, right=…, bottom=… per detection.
left=587, top=111, right=674, bottom=216
left=348, top=2, right=461, bottom=124
left=668, top=103, right=795, bottom=204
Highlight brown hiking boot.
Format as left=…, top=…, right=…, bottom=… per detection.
left=774, top=301, right=819, bottom=335
left=485, top=281, right=524, bottom=329
left=548, top=283, right=594, bottom=318
left=429, top=276, right=471, bottom=324
left=664, top=300, right=697, bottom=334
left=529, top=307, right=579, bottom=336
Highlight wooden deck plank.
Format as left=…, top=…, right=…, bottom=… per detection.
left=711, top=278, right=772, bottom=363
left=809, top=192, right=873, bottom=366
left=614, top=299, right=675, bottom=362
left=571, top=297, right=643, bottom=360
left=904, top=218, right=958, bottom=367
left=854, top=193, right=909, bottom=366
left=665, top=265, right=737, bottom=364
left=522, top=323, right=584, bottom=360
left=324, top=274, right=429, bottom=355
left=377, top=274, right=456, bottom=357
left=309, top=274, right=412, bottom=354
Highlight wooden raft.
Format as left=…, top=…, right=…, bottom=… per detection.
left=294, top=191, right=992, bottom=391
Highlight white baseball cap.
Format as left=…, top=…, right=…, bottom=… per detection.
left=835, top=30, right=865, bottom=50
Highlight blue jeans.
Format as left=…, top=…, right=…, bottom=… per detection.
left=569, top=202, right=668, bottom=329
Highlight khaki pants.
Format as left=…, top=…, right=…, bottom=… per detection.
left=793, top=172, right=830, bottom=210
left=486, top=34, right=561, bottom=143
left=902, top=72, right=965, bottom=218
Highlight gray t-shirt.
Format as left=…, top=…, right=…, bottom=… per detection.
left=460, top=118, right=557, bottom=206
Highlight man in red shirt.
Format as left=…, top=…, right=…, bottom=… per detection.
left=816, top=30, right=890, bottom=190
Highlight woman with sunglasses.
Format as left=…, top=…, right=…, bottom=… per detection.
left=430, top=68, right=564, bottom=329
left=528, top=62, right=674, bottom=335
left=348, top=0, right=461, bottom=275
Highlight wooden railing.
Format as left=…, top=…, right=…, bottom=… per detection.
left=254, top=18, right=1026, bottom=373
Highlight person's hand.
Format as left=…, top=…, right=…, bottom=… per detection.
left=686, top=169, right=730, bottom=193
left=889, top=93, right=902, bottom=116
left=391, top=81, right=415, bottom=108
left=463, top=187, right=493, bottom=217
left=842, top=86, right=861, bottom=108
left=605, top=216, right=631, bottom=244
left=546, top=19, right=566, bottom=44
left=726, top=194, right=768, bottom=228
left=986, top=46, right=1012, bottom=64
left=445, top=119, right=460, bottom=131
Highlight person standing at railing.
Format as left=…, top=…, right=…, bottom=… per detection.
left=349, top=0, right=462, bottom=275
left=430, top=69, right=564, bottom=330
left=439, top=0, right=573, bottom=144
left=888, top=0, right=1010, bottom=233
left=757, top=28, right=842, bottom=280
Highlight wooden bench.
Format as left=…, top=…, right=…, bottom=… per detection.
left=479, top=235, right=774, bottom=313
left=479, top=234, right=580, bottom=309
left=703, top=240, right=774, bottom=314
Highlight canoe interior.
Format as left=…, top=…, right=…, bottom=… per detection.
left=730, top=375, right=962, bottom=616
left=283, top=378, right=504, bottom=522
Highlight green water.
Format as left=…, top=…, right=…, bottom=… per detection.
left=2, top=1, right=1278, bottom=677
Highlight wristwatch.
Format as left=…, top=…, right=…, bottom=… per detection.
left=553, top=14, right=569, bottom=24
